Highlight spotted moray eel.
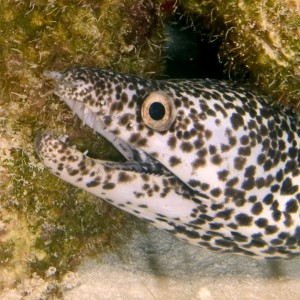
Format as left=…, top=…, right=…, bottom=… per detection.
left=35, top=67, right=300, bottom=258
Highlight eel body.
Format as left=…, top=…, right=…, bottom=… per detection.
left=36, top=67, right=300, bottom=258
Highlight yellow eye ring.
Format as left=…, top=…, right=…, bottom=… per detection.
left=141, top=91, right=176, bottom=131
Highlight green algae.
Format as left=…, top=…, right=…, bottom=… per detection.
left=0, top=0, right=167, bottom=292
left=177, top=0, right=300, bottom=106
left=0, top=98, right=133, bottom=282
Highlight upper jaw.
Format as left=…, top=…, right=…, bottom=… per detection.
left=43, top=69, right=182, bottom=178
left=49, top=90, right=174, bottom=176
left=74, top=103, right=175, bottom=176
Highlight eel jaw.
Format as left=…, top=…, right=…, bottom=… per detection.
left=35, top=131, right=201, bottom=233
left=42, top=70, right=168, bottom=175
left=40, top=69, right=198, bottom=196
left=68, top=102, right=174, bottom=176
left=38, top=93, right=174, bottom=177
left=36, top=134, right=173, bottom=180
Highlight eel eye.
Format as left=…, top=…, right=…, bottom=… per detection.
left=141, top=91, right=176, bottom=131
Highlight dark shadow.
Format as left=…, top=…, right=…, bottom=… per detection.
left=163, top=14, right=224, bottom=80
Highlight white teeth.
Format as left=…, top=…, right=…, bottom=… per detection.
left=59, top=135, right=69, bottom=143
left=61, top=98, right=136, bottom=162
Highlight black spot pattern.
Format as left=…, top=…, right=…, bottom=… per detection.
left=36, top=67, right=300, bottom=258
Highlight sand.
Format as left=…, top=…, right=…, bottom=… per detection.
left=62, top=226, right=300, bottom=300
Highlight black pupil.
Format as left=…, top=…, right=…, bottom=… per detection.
left=149, top=102, right=166, bottom=121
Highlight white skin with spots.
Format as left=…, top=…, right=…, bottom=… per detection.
left=36, top=133, right=198, bottom=233
left=36, top=67, right=300, bottom=258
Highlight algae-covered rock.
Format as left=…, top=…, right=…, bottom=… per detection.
left=177, top=0, right=300, bottom=106
left=0, top=0, right=166, bottom=295
left=0, top=0, right=299, bottom=297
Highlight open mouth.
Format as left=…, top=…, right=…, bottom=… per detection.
left=35, top=74, right=204, bottom=222
left=35, top=67, right=210, bottom=208
left=40, top=73, right=173, bottom=179
left=38, top=108, right=173, bottom=178
left=36, top=68, right=212, bottom=205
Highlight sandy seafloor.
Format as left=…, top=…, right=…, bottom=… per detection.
left=59, top=226, right=300, bottom=300
left=1, top=224, right=300, bottom=299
